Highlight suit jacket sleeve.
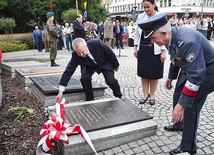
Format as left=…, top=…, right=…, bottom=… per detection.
left=59, top=53, right=79, bottom=86
left=73, top=20, right=84, bottom=32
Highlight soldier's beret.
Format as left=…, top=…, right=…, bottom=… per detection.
left=138, top=12, right=168, bottom=38
left=46, top=12, right=54, bottom=17
left=106, top=14, right=111, bottom=17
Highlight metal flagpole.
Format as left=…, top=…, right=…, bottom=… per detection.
left=76, top=0, right=78, bottom=14
left=50, top=0, right=52, bottom=12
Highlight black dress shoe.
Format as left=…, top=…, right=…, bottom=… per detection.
left=164, top=125, right=183, bottom=132
left=169, top=147, right=196, bottom=155
left=139, top=94, right=150, bottom=104
left=149, top=99, right=155, bottom=105
left=118, top=96, right=126, bottom=101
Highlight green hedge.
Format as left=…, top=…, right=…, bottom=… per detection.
left=20, top=37, right=35, bottom=49
left=0, top=41, right=29, bottom=52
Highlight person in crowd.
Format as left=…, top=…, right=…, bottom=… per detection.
left=113, top=20, right=124, bottom=49
left=201, top=18, right=208, bottom=38
left=134, top=0, right=167, bottom=105
left=207, top=17, right=213, bottom=40
left=111, top=21, right=116, bottom=49
left=42, top=26, right=50, bottom=52
left=195, top=19, right=203, bottom=32
left=97, top=20, right=104, bottom=41
left=139, top=12, right=214, bottom=155
left=33, top=25, right=43, bottom=52
left=189, top=20, right=196, bottom=30
left=46, top=12, right=60, bottom=67
left=73, top=14, right=85, bottom=39
left=104, top=14, right=114, bottom=48
left=122, top=22, right=129, bottom=45
left=55, top=38, right=123, bottom=102
left=56, top=23, right=63, bottom=50
left=61, top=25, right=67, bottom=50
left=69, top=23, right=74, bottom=42
left=128, top=21, right=136, bottom=47
left=64, top=23, right=72, bottom=51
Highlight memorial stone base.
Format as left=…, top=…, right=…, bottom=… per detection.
left=30, top=75, right=107, bottom=106
left=15, top=67, right=64, bottom=86
left=1, top=61, right=47, bottom=77
left=48, top=98, right=157, bottom=155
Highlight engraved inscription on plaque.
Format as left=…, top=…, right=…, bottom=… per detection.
left=64, top=100, right=152, bottom=132
left=30, top=75, right=107, bottom=94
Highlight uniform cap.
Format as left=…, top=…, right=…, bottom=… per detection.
left=138, top=12, right=168, bottom=38
left=46, top=12, right=54, bottom=17
left=106, top=14, right=111, bottom=17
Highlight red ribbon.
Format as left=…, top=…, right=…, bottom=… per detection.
left=36, top=98, right=98, bottom=155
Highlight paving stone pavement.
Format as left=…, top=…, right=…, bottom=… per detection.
left=2, top=40, right=214, bottom=155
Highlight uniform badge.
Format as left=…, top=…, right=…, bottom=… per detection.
left=186, top=53, right=195, bottom=62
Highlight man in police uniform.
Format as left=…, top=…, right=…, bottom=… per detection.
left=46, top=12, right=60, bottom=67
left=138, top=13, right=214, bottom=155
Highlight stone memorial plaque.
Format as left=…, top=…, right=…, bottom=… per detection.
left=64, top=99, right=152, bottom=132
left=30, top=75, right=107, bottom=95
left=15, top=67, right=64, bottom=86
left=1, top=61, right=47, bottom=76
left=16, top=67, right=64, bottom=76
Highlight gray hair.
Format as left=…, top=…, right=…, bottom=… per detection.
left=72, top=38, right=86, bottom=49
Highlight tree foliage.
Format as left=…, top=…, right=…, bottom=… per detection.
left=0, top=18, right=16, bottom=41
left=0, top=0, right=107, bottom=33
left=0, top=0, right=7, bottom=10
left=62, top=9, right=81, bottom=24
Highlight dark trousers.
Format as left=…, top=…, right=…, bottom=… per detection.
left=207, top=29, right=212, bottom=40
left=80, top=67, right=122, bottom=101
left=57, top=36, right=63, bottom=50
left=115, top=34, right=123, bottom=48
left=36, top=40, right=43, bottom=52
left=176, top=64, right=214, bottom=152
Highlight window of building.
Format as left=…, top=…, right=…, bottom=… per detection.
left=160, top=0, right=163, bottom=7
left=164, top=0, right=167, bottom=7
left=168, top=0, right=171, bottom=6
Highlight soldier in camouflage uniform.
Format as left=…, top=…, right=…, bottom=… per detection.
left=42, top=26, right=50, bottom=52
left=46, top=12, right=60, bottom=67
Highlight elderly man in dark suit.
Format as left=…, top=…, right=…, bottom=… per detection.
left=55, top=38, right=123, bottom=102
left=113, top=20, right=124, bottom=49
left=33, top=25, right=43, bottom=52
left=72, top=14, right=85, bottom=39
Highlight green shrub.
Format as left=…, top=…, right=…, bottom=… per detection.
left=0, top=41, right=29, bottom=52
left=20, top=37, right=34, bottom=49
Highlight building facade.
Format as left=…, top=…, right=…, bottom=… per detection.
left=107, top=0, right=214, bottom=19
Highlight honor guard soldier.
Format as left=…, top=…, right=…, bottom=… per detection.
left=46, top=12, right=60, bottom=67
left=138, top=13, right=214, bottom=155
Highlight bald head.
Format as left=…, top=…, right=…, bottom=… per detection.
left=72, top=38, right=88, bottom=58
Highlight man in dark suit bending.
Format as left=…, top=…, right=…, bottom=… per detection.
left=55, top=38, right=122, bottom=102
